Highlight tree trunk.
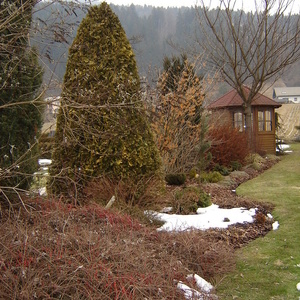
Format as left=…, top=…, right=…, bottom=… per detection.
left=244, top=103, right=253, bottom=152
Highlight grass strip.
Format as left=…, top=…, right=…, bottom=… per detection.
left=216, top=142, right=300, bottom=299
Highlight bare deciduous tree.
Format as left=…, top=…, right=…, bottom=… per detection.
left=196, top=0, right=300, bottom=143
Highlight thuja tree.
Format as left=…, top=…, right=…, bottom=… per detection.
left=0, top=0, right=43, bottom=201
left=49, top=2, right=161, bottom=198
left=152, top=55, right=210, bottom=174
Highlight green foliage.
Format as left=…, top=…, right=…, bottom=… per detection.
left=165, top=173, right=186, bottom=186
left=50, top=2, right=161, bottom=197
left=213, top=164, right=230, bottom=176
left=189, top=168, right=197, bottom=179
left=0, top=1, right=43, bottom=196
left=200, top=171, right=223, bottom=183
left=161, top=53, right=190, bottom=94
left=173, top=186, right=211, bottom=214
left=230, top=160, right=242, bottom=171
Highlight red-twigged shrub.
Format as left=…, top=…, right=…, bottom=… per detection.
left=0, top=198, right=221, bottom=299
left=208, top=121, right=250, bottom=168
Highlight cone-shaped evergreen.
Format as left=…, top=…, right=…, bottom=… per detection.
left=50, top=2, right=161, bottom=196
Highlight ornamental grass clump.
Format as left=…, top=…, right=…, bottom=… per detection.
left=49, top=2, right=161, bottom=200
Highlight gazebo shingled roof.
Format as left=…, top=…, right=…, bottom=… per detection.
left=207, top=86, right=281, bottom=109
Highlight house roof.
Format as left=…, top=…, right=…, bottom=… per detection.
left=207, top=86, right=281, bottom=109
left=273, top=87, right=300, bottom=97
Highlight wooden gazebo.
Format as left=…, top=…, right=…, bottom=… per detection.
left=207, top=87, right=281, bottom=155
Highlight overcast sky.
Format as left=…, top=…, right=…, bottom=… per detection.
left=107, top=0, right=300, bottom=13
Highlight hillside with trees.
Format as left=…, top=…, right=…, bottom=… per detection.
left=31, top=2, right=300, bottom=97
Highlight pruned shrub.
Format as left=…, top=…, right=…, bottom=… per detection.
left=173, top=186, right=211, bottom=214
left=200, top=171, right=223, bottom=183
left=208, top=121, right=250, bottom=168
left=165, top=173, right=186, bottom=186
left=49, top=3, right=162, bottom=199
left=0, top=199, right=188, bottom=299
left=163, top=230, right=235, bottom=279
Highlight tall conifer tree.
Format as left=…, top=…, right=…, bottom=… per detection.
left=0, top=0, right=43, bottom=196
left=50, top=2, right=161, bottom=197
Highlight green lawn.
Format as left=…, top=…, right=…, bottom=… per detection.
left=216, top=143, right=300, bottom=299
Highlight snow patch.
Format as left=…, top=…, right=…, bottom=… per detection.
left=186, top=274, right=213, bottom=293
left=272, top=221, right=279, bottom=230
left=147, top=204, right=257, bottom=232
left=177, top=281, right=203, bottom=300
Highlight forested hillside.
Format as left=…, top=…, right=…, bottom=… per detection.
left=31, top=2, right=300, bottom=96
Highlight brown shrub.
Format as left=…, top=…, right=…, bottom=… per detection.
left=0, top=198, right=223, bottom=299
left=208, top=121, right=250, bottom=168
left=160, top=231, right=235, bottom=280
left=83, top=175, right=166, bottom=218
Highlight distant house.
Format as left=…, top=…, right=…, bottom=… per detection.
left=273, top=87, right=300, bottom=104
left=207, top=87, right=281, bottom=155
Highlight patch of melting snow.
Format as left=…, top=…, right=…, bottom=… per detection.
left=177, top=274, right=214, bottom=299
left=186, top=274, right=213, bottom=293
left=39, top=187, right=47, bottom=196
left=272, top=221, right=280, bottom=230
left=177, top=281, right=204, bottom=300
left=147, top=204, right=257, bottom=232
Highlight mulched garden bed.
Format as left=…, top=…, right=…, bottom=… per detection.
left=199, top=157, right=279, bottom=249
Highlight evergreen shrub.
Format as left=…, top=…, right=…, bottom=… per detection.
left=213, top=164, right=230, bottom=176
left=165, top=173, right=186, bottom=186
left=200, top=171, right=223, bottom=183
left=0, top=1, right=43, bottom=201
left=230, top=160, right=242, bottom=171
left=173, top=186, right=211, bottom=214
left=49, top=2, right=162, bottom=198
